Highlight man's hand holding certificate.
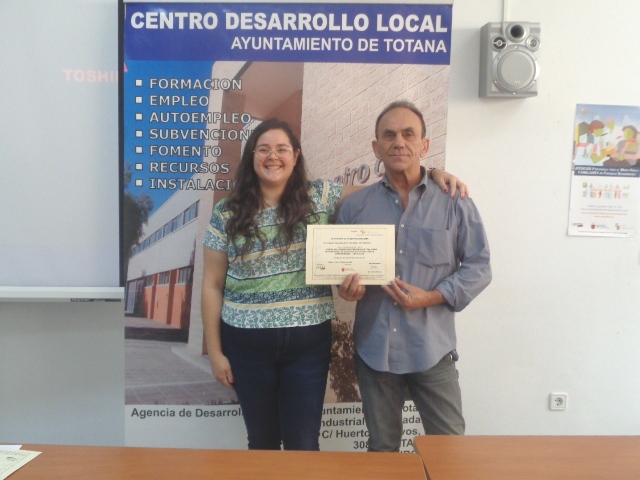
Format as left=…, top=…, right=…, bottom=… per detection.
left=305, top=225, right=395, bottom=285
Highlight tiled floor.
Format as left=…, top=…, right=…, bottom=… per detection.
left=125, top=317, right=238, bottom=406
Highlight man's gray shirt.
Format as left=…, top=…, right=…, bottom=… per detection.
left=336, top=170, right=491, bottom=374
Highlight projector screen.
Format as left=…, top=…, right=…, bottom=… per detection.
left=0, top=0, right=122, bottom=299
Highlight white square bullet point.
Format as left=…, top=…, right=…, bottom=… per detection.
left=135, top=146, right=143, bottom=154
left=135, top=79, right=143, bottom=87
left=135, top=113, right=143, bottom=120
left=135, top=179, right=143, bottom=187
left=135, top=97, right=143, bottom=104
left=135, top=163, right=143, bottom=171
left=135, top=130, right=143, bottom=138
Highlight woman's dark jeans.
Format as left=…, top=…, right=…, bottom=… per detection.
left=221, top=320, right=331, bottom=450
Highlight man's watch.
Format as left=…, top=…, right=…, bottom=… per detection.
left=444, top=349, right=459, bottom=362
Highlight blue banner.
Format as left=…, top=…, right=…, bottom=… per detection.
left=122, top=1, right=453, bottom=451
left=124, top=3, right=452, bottom=64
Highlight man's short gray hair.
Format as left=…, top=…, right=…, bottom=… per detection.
left=374, top=100, right=427, bottom=139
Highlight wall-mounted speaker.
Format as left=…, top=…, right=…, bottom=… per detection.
left=479, top=22, right=541, bottom=98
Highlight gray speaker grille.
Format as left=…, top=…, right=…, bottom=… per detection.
left=495, top=50, right=536, bottom=91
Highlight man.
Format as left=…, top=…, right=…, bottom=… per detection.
left=336, top=100, right=491, bottom=452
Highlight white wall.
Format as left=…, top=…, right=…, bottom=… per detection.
left=1, top=0, right=639, bottom=447
left=448, top=0, right=640, bottom=434
left=0, top=302, right=124, bottom=446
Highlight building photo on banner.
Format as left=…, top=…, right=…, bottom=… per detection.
left=121, top=1, right=452, bottom=451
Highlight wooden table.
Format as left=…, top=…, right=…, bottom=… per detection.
left=414, top=435, right=640, bottom=480
left=12, top=444, right=427, bottom=479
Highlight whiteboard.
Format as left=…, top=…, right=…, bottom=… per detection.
left=0, top=0, right=121, bottom=298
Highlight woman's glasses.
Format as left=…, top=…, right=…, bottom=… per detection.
left=253, top=146, right=294, bottom=159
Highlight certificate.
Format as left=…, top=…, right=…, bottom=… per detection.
left=0, top=449, right=41, bottom=480
left=306, top=225, right=395, bottom=285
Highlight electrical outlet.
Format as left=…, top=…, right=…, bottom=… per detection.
left=549, top=393, right=568, bottom=411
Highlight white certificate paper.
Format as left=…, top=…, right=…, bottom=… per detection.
left=0, top=449, right=41, bottom=480
left=306, top=225, right=395, bottom=285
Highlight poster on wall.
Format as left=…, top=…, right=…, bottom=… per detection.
left=120, top=1, right=452, bottom=452
left=568, top=104, right=640, bottom=237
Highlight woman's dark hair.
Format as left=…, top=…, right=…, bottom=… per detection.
left=225, top=118, right=316, bottom=260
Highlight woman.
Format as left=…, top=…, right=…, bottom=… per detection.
left=201, top=119, right=464, bottom=451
